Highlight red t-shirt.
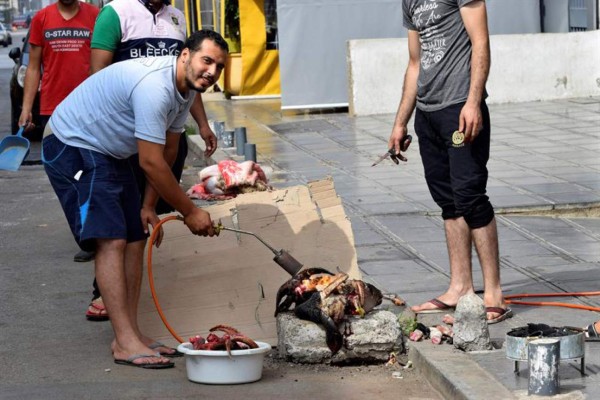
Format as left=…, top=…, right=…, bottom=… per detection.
left=29, top=2, right=99, bottom=115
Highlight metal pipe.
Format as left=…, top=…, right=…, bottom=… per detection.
left=528, top=338, right=560, bottom=396
left=216, top=223, right=304, bottom=275
left=219, top=226, right=279, bottom=254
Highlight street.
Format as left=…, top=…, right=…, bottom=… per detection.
left=0, top=30, right=42, bottom=163
left=0, top=51, right=440, bottom=397
left=0, top=30, right=25, bottom=70
left=0, top=30, right=25, bottom=133
left=0, top=29, right=597, bottom=398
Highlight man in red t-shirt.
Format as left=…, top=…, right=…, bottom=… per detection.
left=19, top=0, right=98, bottom=133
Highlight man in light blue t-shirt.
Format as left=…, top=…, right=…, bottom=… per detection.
left=42, top=30, right=228, bottom=369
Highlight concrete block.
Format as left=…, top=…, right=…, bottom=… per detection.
left=453, top=293, right=493, bottom=352
left=276, top=309, right=402, bottom=364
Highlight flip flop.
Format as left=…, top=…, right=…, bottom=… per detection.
left=412, top=298, right=455, bottom=314
left=149, top=341, right=184, bottom=358
left=584, top=323, right=600, bottom=342
left=85, top=298, right=109, bottom=321
left=73, top=249, right=95, bottom=263
left=486, top=307, right=513, bottom=324
left=114, top=353, right=174, bottom=369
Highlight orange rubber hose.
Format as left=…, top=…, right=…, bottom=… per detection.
left=505, top=291, right=600, bottom=312
left=147, top=215, right=185, bottom=343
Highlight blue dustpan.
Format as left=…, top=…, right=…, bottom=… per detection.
left=0, top=127, right=31, bottom=171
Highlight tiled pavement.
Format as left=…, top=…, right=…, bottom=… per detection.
left=193, top=95, right=600, bottom=399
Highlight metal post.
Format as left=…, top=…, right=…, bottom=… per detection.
left=235, top=127, right=247, bottom=156
left=244, top=143, right=256, bottom=162
left=528, top=338, right=560, bottom=396
left=213, top=121, right=225, bottom=140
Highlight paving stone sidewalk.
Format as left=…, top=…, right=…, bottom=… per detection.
left=192, top=95, right=600, bottom=399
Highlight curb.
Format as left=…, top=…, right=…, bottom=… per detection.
left=410, top=341, right=516, bottom=400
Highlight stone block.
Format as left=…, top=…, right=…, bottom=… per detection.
left=276, top=309, right=402, bottom=364
left=453, top=293, right=493, bottom=352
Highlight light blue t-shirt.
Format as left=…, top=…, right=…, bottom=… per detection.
left=49, top=56, right=195, bottom=159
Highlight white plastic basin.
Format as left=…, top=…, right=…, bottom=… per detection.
left=177, top=341, right=271, bottom=384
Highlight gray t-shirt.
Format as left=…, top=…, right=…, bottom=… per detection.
left=49, top=56, right=195, bottom=159
left=403, top=0, right=486, bottom=111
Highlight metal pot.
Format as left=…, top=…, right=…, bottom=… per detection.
left=505, top=329, right=584, bottom=361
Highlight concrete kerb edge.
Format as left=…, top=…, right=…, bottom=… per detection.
left=410, top=341, right=516, bottom=400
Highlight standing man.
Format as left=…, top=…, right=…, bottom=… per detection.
left=82, top=0, right=218, bottom=321
left=388, top=0, right=511, bottom=323
left=42, top=30, right=228, bottom=368
left=18, top=0, right=98, bottom=138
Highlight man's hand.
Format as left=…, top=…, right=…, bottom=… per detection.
left=141, top=206, right=164, bottom=247
left=387, top=125, right=410, bottom=162
left=199, top=126, right=217, bottom=157
left=458, top=102, right=483, bottom=143
left=183, top=208, right=216, bottom=237
left=18, top=111, right=33, bottom=132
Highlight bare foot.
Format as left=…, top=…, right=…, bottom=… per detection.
left=411, top=297, right=457, bottom=313
left=86, top=297, right=109, bottom=320
left=442, top=314, right=455, bottom=325
left=483, top=290, right=507, bottom=320
left=112, top=339, right=172, bottom=367
left=140, top=335, right=178, bottom=356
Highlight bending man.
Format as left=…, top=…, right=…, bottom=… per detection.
left=42, top=30, right=228, bottom=368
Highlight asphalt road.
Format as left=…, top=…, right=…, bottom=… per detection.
left=0, top=30, right=25, bottom=70
left=0, top=63, right=441, bottom=398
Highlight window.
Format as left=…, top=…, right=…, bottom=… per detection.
left=264, top=0, right=278, bottom=50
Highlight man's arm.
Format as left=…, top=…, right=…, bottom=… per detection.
left=141, top=131, right=180, bottom=211
left=459, top=0, right=490, bottom=142
left=137, top=138, right=214, bottom=236
left=189, top=94, right=217, bottom=157
left=89, top=4, right=120, bottom=75
left=90, top=49, right=114, bottom=75
left=388, top=29, right=420, bottom=155
left=18, top=44, right=42, bottom=130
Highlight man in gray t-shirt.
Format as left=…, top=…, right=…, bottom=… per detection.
left=387, top=0, right=511, bottom=324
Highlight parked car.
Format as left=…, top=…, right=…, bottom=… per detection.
left=11, top=16, right=29, bottom=30
left=9, top=32, right=42, bottom=139
left=0, top=22, right=12, bottom=47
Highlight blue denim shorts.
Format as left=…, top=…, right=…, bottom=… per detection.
left=42, top=134, right=146, bottom=251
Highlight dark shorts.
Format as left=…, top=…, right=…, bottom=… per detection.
left=42, top=134, right=146, bottom=252
left=414, top=101, right=493, bottom=226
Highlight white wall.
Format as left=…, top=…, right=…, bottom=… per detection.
left=348, top=30, right=600, bottom=116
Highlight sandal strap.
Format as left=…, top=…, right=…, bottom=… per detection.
left=485, top=307, right=507, bottom=315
